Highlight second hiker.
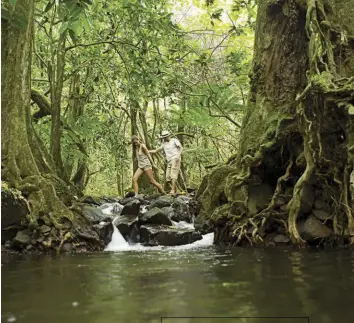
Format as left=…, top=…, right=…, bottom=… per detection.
left=149, top=130, right=183, bottom=195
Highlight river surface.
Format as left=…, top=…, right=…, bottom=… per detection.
left=2, top=244, right=354, bottom=323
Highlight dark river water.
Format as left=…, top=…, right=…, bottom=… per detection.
left=2, top=245, right=354, bottom=323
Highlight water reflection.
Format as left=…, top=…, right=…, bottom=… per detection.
left=2, top=248, right=354, bottom=323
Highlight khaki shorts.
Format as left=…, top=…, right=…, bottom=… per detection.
left=140, top=165, right=152, bottom=171
left=166, top=158, right=181, bottom=181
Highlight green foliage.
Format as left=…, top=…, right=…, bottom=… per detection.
left=29, top=0, right=255, bottom=195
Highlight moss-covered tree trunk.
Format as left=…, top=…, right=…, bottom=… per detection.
left=1, top=0, right=101, bottom=252
left=197, top=0, right=354, bottom=246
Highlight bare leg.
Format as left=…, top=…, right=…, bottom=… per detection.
left=132, top=168, right=144, bottom=196
left=145, top=169, right=166, bottom=194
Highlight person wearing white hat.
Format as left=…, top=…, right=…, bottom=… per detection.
left=149, top=130, right=183, bottom=195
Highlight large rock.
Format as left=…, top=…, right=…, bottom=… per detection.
left=139, top=207, right=172, bottom=226
left=139, top=224, right=202, bottom=246
left=121, top=200, right=141, bottom=216
left=1, top=187, right=29, bottom=243
left=13, top=229, right=31, bottom=248
left=100, top=196, right=120, bottom=203
left=114, top=215, right=139, bottom=243
left=273, top=234, right=291, bottom=244
left=149, top=195, right=175, bottom=209
left=93, top=222, right=114, bottom=245
left=313, top=210, right=332, bottom=221
left=81, top=205, right=114, bottom=224
left=314, top=199, right=330, bottom=210
left=171, top=197, right=191, bottom=222
left=80, top=195, right=102, bottom=206
left=297, top=215, right=332, bottom=241
left=247, top=183, right=273, bottom=215
left=160, top=207, right=175, bottom=219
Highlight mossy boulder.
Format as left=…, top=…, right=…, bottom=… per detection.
left=196, top=166, right=238, bottom=225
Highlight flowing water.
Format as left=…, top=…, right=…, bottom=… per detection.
left=2, top=241, right=354, bottom=323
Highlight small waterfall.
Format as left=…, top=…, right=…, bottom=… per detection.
left=101, top=202, right=214, bottom=252
left=105, top=217, right=129, bottom=251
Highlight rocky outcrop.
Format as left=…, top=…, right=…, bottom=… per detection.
left=93, top=222, right=114, bottom=245
left=1, top=187, right=29, bottom=244
left=139, top=225, right=202, bottom=246
left=139, top=207, right=173, bottom=226
left=121, top=200, right=141, bottom=216
left=297, top=215, right=332, bottom=241
left=114, top=215, right=139, bottom=243
left=81, top=205, right=115, bottom=224
left=112, top=194, right=204, bottom=247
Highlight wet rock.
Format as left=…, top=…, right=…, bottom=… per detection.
left=62, top=243, right=73, bottom=253
left=149, top=195, right=175, bottom=209
left=118, top=197, right=133, bottom=205
left=273, top=234, right=290, bottom=244
left=81, top=205, right=114, bottom=224
left=13, top=229, right=31, bottom=248
left=121, top=200, right=141, bottom=216
left=314, top=199, right=329, bottom=211
left=194, top=218, right=213, bottom=235
left=39, top=225, right=51, bottom=235
left=247, top=183, right=273, bottom=215
left=313, top=210, right=332, bottom=221
left=160, top=207, right=175, bottom=219
left=124, top=191, right=136, bottom=198
left=93, top=222, right=114, bottom=245
left=115, top=215, right=139, bottom=242
left=75, top=227, right=100, bottom=241
left=139, top=207, right=173, bottom=226
left=100, top=196, right=120, bottom=203
left=139, top=224, right=202, bottom=246
left=1, top=188, right=29, bottom=243
left=300, top=184, right=314, bottom=213
left=80, top=195, right=102, bottom=206
left=297, top=215, right=332, bottom=241
left=189, top=199, right=201, bottom=217
left=171, top=197, right=191, bottom=222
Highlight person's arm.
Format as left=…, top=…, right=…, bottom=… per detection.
left=149, top=145, right=163, bottom=154
left=142, top=145, right=157, bottom=168
left=174, top=139, right=183, bottom=157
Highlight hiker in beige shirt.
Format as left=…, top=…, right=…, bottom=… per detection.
left=149, top=130, right=183, bottom=195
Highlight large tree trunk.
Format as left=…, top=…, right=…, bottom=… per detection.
left=196, top=0, right=354, bottom=246
left=1, top=0, right=101, bottom=252
left=49, top=33, right=67, bottom=180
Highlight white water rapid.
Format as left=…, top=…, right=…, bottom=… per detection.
left=103, top=202, right=214, bottom=252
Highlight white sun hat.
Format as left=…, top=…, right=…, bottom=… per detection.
left=159, top=130, right=171, bottom=139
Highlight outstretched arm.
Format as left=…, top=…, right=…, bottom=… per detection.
left=149, top=145, right=163, bottom=154
left=142, top=145, right=156, bottom=167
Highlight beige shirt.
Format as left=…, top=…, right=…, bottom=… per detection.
left=161, top=138, right=182, bottom=162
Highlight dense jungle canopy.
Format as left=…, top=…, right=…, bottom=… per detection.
left=1, top=0, right=354, bottom=249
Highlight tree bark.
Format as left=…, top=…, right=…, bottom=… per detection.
left=50, top=33, right=67, bottom=180
left=197, top=0, right=354, bottom=246
left=1, top=0, right=101, bottom=252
